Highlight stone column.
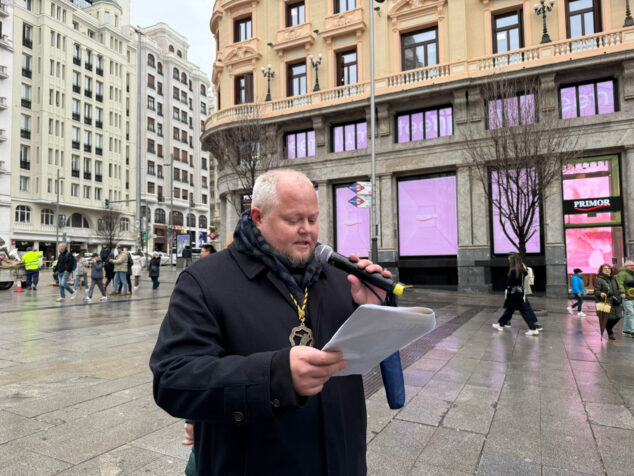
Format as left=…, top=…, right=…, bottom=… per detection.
left=223, top=193, right=239, bottom=245
left=316, top=181, right=332, bottom=247
left=624, top=148, right=634, bottom=259
left=543, top=179, right=567, bottom=297
left=457, top=166, right=491, bottom=293
left=378, top=174, right=398, bottom=269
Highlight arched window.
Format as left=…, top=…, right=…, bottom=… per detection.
left=187, top=213, right=196, bottom=227
left=15, top=205, right=31, bottom=223
left=147, top=53, right=155, bottom=67
left=181, top=72, right=187, bottom=83
left=199, top=215, right=207, bottom=229
left=201, top=85, right=206, bottom=96
left=177, top=50, right=182, bottom=58
left=120, top=217, right=130, bottom=232
left=41, top=208, right=55, bottom=225
left=155, top=208, right=165, bottom=224
left=173, top=67, right=180, bottom=80
left=66, top=213, right=90, bottom=228
left=157, top=62, right=163, bottom=75
left=172, top=211, right=183, bottom=227
left=169, top=45, right=174, bottom=53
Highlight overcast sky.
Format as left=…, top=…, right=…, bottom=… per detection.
left=130, top=0, right=216, bottom=80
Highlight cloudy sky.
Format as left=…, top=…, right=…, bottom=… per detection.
left=130, top=0, right=216, bottom=80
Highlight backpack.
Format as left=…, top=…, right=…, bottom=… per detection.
left=526, top=266, right=535, bottom=286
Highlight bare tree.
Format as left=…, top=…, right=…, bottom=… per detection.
left=95, top=210, right=124, bottom=250
left=463, top=75, right=579, bottom=257
left=204, top=106, right=279, bottom=216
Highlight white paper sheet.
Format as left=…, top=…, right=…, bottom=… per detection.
left=322, top=304, right=436, bottom=376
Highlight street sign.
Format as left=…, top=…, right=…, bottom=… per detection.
left=209, top=232, right=218, bottom=240
left=349, top=181, right=372, bottom=208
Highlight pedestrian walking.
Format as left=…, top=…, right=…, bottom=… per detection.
left=110, top=246, right=129, bottom=295
left=73, top=252, right=89, bottom=294
left=100, top=244, right=111, bottom=263
left=493, top=254, right=540, bottom=335
left=616, top=260, right=634, bottom=337
left=104, top=253, right=115, bottom=292
left=56, top=243, right=77, bottom=302
left=594, top=264, right=623, bottom=341
left=86, top=254, right=107, bottom=303
left=568, top=268, right=586, bottom=317
left=21, top=247, right=43, bottom=290
left=148, top=252, right=161, bottom=289
left=200, top=244, right=216, bottom=258
left=182, top=245, right=193, bottom=267
left=132, top=250, right=143, bottom=290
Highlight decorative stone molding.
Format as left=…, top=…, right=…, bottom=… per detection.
left=377, top=104, right=391, bottom=137
left=467, top=87, right=482, bottom=123
left=453, top=89, right=468, bottom=125
left=387, top=0, right=447, bottom=30
left=322, top=8, right=366, bottom=43
left=539, top=73, right=557, bottom=112
left=624, top=60, right=634, bottom=101
left=210, top=6, right=224, bottom=35
left=311, top=115, right=326, bottom=148
left=220, top=0, right=259, bottom=15
left=274, top=23, right=315, bottom=55
left=223, top=38, right=261, bottom=71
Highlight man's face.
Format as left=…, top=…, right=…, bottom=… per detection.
left=201, top=249, right=210, bottom=258
left=626, top=262, right=634, bottom=272
left=253, top=178, right=319, bottom=266
left=58, top=244, right=65, bottom=254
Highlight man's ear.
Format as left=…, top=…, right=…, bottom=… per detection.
left=251, top=207, right=263, bottom=230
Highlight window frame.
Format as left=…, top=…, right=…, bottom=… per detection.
left=558, top=78, right=618, bottom=119
left=284, top=129, right=316, bottom=159
left=330, top=120, right=368, bottom=152
left=234, top=73, right=254, bottom=105
left=566, top=0, right=602, bottom=38
left=401, top=27, right=439, bottom=71
left=334, top=0, right=356, bottom=14
left=492, top=9, right=524, bottom=54
left=287, top=60, right=307, bottom=97
left=336, top=48, right=358, bottom=86
left=286, top=1, right=306, bottom=27
left=234, top=16, right=253, bottom=43
left=394, top=105, right=454, bottom=143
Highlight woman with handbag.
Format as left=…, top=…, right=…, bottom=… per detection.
left=594, top=264, right=623, bottom=341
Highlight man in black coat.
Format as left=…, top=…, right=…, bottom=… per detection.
left=150, top=169, right=391, bottom=475
left=100, top=244, right=111, bottom=263
left=56, top=243, right=77, bottom=302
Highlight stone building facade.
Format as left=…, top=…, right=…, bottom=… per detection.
left=206, top=0, right=634, bottom=296
left=0, top=0, right=13, bottom=245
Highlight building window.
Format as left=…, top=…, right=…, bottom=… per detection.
left=22, top=54, right=32, bottom=77
left=336, top=49, right=357, bottom=86
left=20, top=145, right=31, bottom=169
left=566, top=0, right=601, bottom=38
left=19, top=176, right=30, bottom=192
left=488, top=94, right=535, bottom=129
left=286, top=130, right=316, bottom=159
left=199, top=215, right=208, bottom=228
left=234, top=16, right=252, bottom=42
left=148, top=182, right=155, bottom=194
left=148, top=96, right=155, bottom=110
left=148, top=53, right=155, bottom=67
left=287, top=2, right=305, bottom=27
left=83, top=186, right=91, bottom=199
left=22, top=23, right=33, bottom=49
left=287, top=61, right=307, bottom=97
left=202, top=194, right=208, bottom=205
left=15, top=206, right=31, bottom=223
left=41, top=209, right=55, bottom=225
left=234, top=74, right=254, bottom=104
left=401, top=28, right=438, bottom=71
left=120, top=218, right=130, bottom=232
left=71, top=183, right=79, bottom=197
left=334, top=0, right=356, bottom=14
left=560, top=79, right=616, bottom=119
left=332, top=121, right=367, bottom=152
left=155, top=208, right=166, bottom=224
left=493, top=10, right=523, bottom=53
left=396, top=106, right=453, bottom=143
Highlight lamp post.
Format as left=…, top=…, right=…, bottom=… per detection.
left=261, top=64, right=274, bottom=102
left=54, top=168, right=65, bottom=259
left=534, top=0, right=555, bottom=44
left=309, top=53, right=322, bottom=92
left=625, top=0, right=634, bottom=27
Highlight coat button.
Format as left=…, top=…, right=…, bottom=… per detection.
left=272, top=398, right=281, bottom=408
left=232, top=411, right=245, bottom=423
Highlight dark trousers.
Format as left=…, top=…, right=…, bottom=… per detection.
left=25, top=270, right=39, bottom=287
left=572, top=294, right=583, bottom=311
left=525, top=298, right=539, bottom=323
left=88, top=278, right=106, bottom=298
left=105, top=275, right=114, bottom=289
left=151, top=276, right=159, bottom=289
left=499, top=295, right=537, bottom=330
left=606, top=317, right=620, bottom=335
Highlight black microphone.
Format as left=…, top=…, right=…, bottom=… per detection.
left=314, top=244, right=405, bottom=296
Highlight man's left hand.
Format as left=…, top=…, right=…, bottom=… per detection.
left=347, top=254, right=392, bottom=305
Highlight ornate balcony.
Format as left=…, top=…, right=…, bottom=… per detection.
left=223, top=38, right=261, bottom=69
left=206, top=26, right=634, bottom=129
left=274, top=23, right=315, bottom=55
left=321, top=8, right=365, bottom=42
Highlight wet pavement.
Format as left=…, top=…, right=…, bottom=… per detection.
left=0, top=268, right=633, bottom=475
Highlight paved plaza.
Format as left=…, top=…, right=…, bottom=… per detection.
left=0, top=268, right=633, bottom=475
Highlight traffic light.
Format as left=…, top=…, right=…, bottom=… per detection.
left=104, top=199, right=110, bottom=209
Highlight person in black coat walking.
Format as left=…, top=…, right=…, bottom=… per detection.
left=150, top=169, right=391, bottom=475
left=100, top=244, right=111, bottom=263
left=182, top=245, right=192, bottom=267
left=148, top=252, right=161, bottom=289
left=594, top=263, right=623, bottom=340
left=55, top=243, right=77, bottom=302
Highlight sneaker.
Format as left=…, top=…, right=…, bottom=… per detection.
left=525, top=329, right=540, bottom=336
left=85, top=298, right=92, bottom=303
left=503, top=323, right=512, bottom=328
left=56, top=297, right=65, bottom=302
left=578, top=312, right=586, bottom=318
left=32, top=286, right=37, bottom=291
left=69, top=292, right=77, bottom=301
left=608, top=333, right=616, bottom=341
left=567, top=306, right=573, bottom=314
left=492, top=323, right=505, bottom=331
left=535, top=324, right=543, bottom=331
left=100, top=296, right=108, bottom=302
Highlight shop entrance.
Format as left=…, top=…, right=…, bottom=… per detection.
left=563, top=155, right=625, bottom=292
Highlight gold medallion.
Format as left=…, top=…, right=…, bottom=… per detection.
left=289, top=323, right=315, bottom=347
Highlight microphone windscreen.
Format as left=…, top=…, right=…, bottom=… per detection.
left=314, top=244, right=333, bottom=265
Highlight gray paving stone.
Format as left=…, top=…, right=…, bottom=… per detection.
left=125, top=454, right=188, bottom=475
left=403, top=368, right=435, bottom=387
left=484, top=421, right=540, bottom=463
left=418, top=379, right=465, bottom=401
left=424, top=349, right=457, bottom=361
left=367, top=420, right=435, bottom=461
left=416, top=427, right=484, bottom=473
left=591, top=424, right=634, bottom=476
left=0, top=443, right=71, bottom=476
left=409, top=461, right=473, bottom=476
left=56, top=445, right=163, bottom=475
left=443, top=401, right=495, bottom=434
left=541, top=467, right=596, bottom=476
left=130, top=421, right=196, bottom=460
left=540, top=430, right=603, bottom=475
left=367, top=451, right=415, bottom=476
left=0, top=409, right=51, bottom=444
left=584, top=402, right=634, bottom=430
left=477, top=452, right=540, bottom=476
left=397, top=394, right=451, bottom=426
left=409, top=357, right=447, bottom=372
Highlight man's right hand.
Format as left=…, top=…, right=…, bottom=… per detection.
left=289, top=346, right=347, bottom=396
left=621, top=293, right=626, bottom=299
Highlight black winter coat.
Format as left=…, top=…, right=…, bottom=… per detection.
left=148, top=257, right=161, bottom=277
left=594, top=274, right=623, bottom=320
left=100, top=247, right=111, bottom=262
left=150, top=245, right=367, bottom=476
left=57, top=251, right=74, bottom=273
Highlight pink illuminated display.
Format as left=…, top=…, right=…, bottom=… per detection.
left=565, top=227, right=623, bottom=274
left=397, top=107, right=452, bottom=143
left=491, top=171, right=541, bottom=254
left=333, top=122, right=367, bottom=152
left=563, top=174, right=613, bottom=224
left=560, top=80, right=615, bottom=119
left=335, top=187, right=370, bottom=258
left=286, top=130, right=315, bottom=159
left=398, top=176, right=458, bottom=256
left=488, top=94, right=535, bottom=129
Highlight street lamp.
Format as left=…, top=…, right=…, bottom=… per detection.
left=309, top=53, right=322, bottom=92
left=261, top=64, right=274, bottom=102
left=534, top=0, right=555, bottom=44
left=625, top=0, right=634, bottom=27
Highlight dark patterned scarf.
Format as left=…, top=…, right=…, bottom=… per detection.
left=233, top=211, right=322, bottom=303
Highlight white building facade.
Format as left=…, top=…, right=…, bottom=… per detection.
left=0, top=0, right=13, bottom=245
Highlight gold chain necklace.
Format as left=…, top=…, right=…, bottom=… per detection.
left=289, top=287, right=314, bottom=347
